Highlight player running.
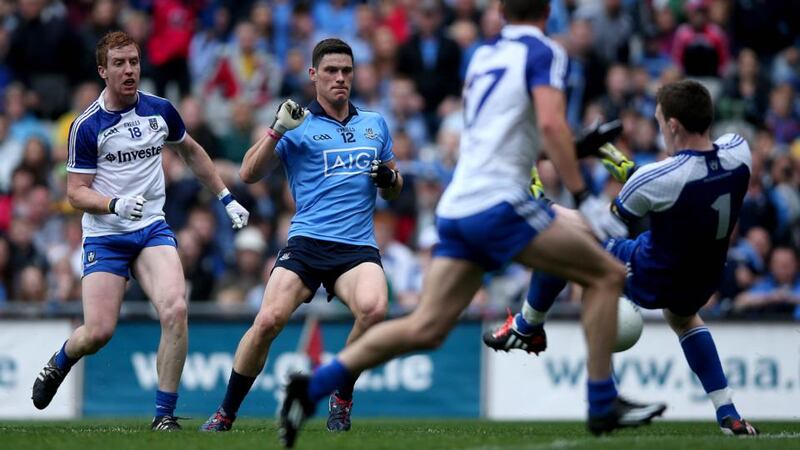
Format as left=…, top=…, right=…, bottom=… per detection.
left=31, top=31, right=250, bottom=431
left=277, top=2, right=666, bottom=447
left=200, top=38, right=403, bottom=433
left=484, top=80, right=759, bottom=436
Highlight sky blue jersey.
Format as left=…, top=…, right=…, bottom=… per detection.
left=275, top=100, right=394, bottom=248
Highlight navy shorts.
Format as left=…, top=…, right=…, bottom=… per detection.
left=434, top=199, right=555, bottom=272
left=604, top=237, right=711, bottom=316
left=272, top=236, right=383, bottom=301
left=82, top=220, right=177, bottom=279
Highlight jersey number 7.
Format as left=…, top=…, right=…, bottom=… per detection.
left=463, top=68, right=507, bottom=127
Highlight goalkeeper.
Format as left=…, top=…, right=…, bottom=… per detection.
left=200, top=38, right=402, bottom=434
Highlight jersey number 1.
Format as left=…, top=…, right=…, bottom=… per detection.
left=711, top=193, right=731, bottom=240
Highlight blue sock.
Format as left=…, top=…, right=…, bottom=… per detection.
left=513, top=314, right=541, bottom=335
left=587, top=377, right=618, bottom=416
left=155, top=390, right=178, bottom=418
left=680, top=326, right=738, bottom=423
left=54, top=340, right=79, bottom=371
left=526, top=272, right=567, bottom=313
left=308, top=358, right=353, bottom=404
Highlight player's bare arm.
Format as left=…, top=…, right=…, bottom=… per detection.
left=66, top=172, right=115, bottom=215
left=532, top=86, right=585, bottom=194
left=240, top=99, right=308, bottom=183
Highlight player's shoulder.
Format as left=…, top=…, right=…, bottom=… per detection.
left=715, top=132, right=752, bottom=168
left=136, top=90, right=177, bottom=116
left=628, top=153, right=694, bottom=181
left=620, top=153, right=695, bottom=199
left=70, top=100, right=103, bottom=135
left=503, top=25, right=566, bottom=61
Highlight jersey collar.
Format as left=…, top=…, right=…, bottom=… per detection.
left=675, top=143, right=719, bottom=157
left=501, top=24, right=545, bottom=40
left=97, top=88, right=139, bottom=114
left=307, top=100, right=358, bottom=125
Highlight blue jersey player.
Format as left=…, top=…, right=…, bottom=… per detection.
left=485, top=80, right=759, bottom=436
left=200, top=38, right=403, bottom=433
left=31, top=31, right=250, bottom=430
left=277, top=2, right=667, bottom=446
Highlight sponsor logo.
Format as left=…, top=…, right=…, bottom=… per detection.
left=108, top=145, right=163, bottom=163
left=364, top=128, right=379, bottom=140
left=149, top=118, right=159, bottom=131
left=103, top=127, right=119, bottom=138
left=279, top=252, right=291, bottom=261
left=313, top=134, right=333, bottom=141
left=87, top=251, right=96, bottom=263
left=0, top=356, right=17, bottom=390
left=323, top=147, right=377, bottom=177
left=122, top=120, right=141, bottom=128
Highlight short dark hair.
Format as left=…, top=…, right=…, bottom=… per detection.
left=312, top=38, right=354, bottom=68
left=96, top=31, right=139, bottom=67
left=502, top=0, right=550, bottom=21
left=656, top=80, right=713, bottom=134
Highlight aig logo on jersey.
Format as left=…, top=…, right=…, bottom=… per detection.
left=323, top=147, right=377, bottom=177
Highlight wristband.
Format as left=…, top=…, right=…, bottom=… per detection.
left=266, top=128, right=283, bottom=141
left=218, top=188, right=234, bottom=206
left=572, top=189, right=591, bottom=206
left=108, top=198, right=118, bottom=214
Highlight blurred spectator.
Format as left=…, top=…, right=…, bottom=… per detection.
left=179, top=96, right=222, bottom=160
left=0, top=114, right=23, bottom=192
left=671, top=0, right=729, bottom=77
left=767, top=154, right=800, bottom=244
left=764, top=83, right=800, bottom=145
left=598, top=64, right=630, bottom=120
left=719, top=48, right=771, bottom=127
left=0, top=235, right=11, bottom=304
left=205, top=21, right=281, bottom=108
left=445, top=0, right=482, bottom=28
left=5, top=83, right=50, bottom=146
left=18, top=137, right=50, bottom=186
left=575, top=0, right=633, bottom=64
left=279, top=47, right=311, bottom=100
left=273, top=3, right=315, bottom=64
left=448, top=19, right=480, bottom=80
left=121, top=10, right=154, bottom=83
left=349, top=3, right=378, bottom=65
left=189, top=5, right=232, bottom=88
left=176, top=227, right=215, bottom=302
left=372, top=25, right=398, bottom=81
left=48, top=255, right=79, bottom=304
left=378, top=0, right=411, bottom=44
left=17, top=264, right=46, bottom=302
left=734, top=247, right=800, bottom=319
left=562, top=17, right=607, bottom=128
left=629, top=66, right=656, bottom=119
left=720, top=226, right=772, bottom=303
left=162, top=149, right=202, bottom=230
left=52, top=82, right=100, bottom=162
left=396, top=0, right=461, bottom=136
left=79, top=0, right=121, bottom=69
left=212, top=226, right=266, bottom=303
left=374, top=210, right=418, bottom=306
left=479, top=0, right=503, bottom=41
left=147, top=0, right=195, bottom=98
left=7, top=0, right=84, bottom=119
left=220, top=100, right=255, bottom=163
left=351, top=63, right=384, bottom=112
left=383, top=75, right=428, bottom=146
left=313, top=0, right=356, bottom=40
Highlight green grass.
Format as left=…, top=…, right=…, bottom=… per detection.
left=1, top=419, right=798, bottom=450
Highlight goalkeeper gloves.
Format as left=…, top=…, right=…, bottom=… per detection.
left=574, top=119, right=635, bottom=183
left=270, top=99, right=309, bottom=135
left=530, top=166, right=549, bottom=201
left=598, top=143, right=636, bottom=183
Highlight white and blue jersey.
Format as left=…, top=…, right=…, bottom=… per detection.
left=67, top=89, right=186, bottom=237
left=276, top=100, right=394, bottom=248
left=609, top=134, right=752, bottom=314
left=434, top=24, right=565, bottom=270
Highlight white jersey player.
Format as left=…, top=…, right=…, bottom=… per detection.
left=32, top=31, right=250, bottom=431
left=276, top=2, right=665, bottom=447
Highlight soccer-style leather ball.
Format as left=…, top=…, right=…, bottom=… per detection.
left=614, top=297, right=643, bottom=352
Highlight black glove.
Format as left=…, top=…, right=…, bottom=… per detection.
left=575, top=119, right=623, bottom=159
left=370, top=159, right=398, bottom=188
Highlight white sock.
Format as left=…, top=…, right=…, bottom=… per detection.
left=708, top=387, right=733, bottom=410
left=521, top=302, right=548, bottom=325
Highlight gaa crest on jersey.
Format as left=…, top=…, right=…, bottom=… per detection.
left=86, top=251, right=95, bottom=263
left=149, top=118, right=159, bottom=131
left=364, top=128, right=379, bottom=140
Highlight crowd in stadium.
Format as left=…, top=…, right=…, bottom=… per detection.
left=0, top=0, right=798, bottom=319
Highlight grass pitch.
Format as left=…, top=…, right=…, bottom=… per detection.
left=2, top=419, right=798, bottom=450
